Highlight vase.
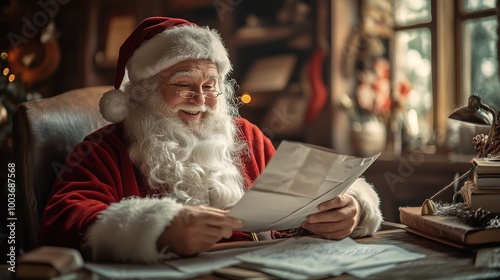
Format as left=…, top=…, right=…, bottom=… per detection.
left=350, top=116, right=387, bottom=157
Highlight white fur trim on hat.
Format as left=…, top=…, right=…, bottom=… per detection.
left=126, top=24, right=232, bottom=84
left=346, top=177, right=383, bottom=237
left=99, top=89, right=130, bottom=123
left=85, top=196, right=184, bottom=263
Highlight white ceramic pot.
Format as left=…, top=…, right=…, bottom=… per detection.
left=350, top=117, right=387, bottom=157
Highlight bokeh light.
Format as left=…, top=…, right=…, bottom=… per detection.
left=241, top=93, right=252, bottom=104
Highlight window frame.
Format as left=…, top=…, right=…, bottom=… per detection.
left=455, top=2, right=498, bottom=107
left=392, top=0, right=441, bottom=142
left=391, top=0, right=498, bottom=146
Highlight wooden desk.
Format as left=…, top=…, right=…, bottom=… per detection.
left=3, top=228, right=499, bottom=280
left=335, top=229, right=500, bottom=279
left=202, top=228, right=500, bottom=280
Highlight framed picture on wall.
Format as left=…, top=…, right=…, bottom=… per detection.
left=95, top=11, right=136, bottom=68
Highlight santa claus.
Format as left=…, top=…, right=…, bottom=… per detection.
left=41, top=16, right=382, bottom=263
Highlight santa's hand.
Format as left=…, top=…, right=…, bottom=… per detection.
left=157, top=205, right=242, bottom=257
left=301, top=194, right=360, bottom=240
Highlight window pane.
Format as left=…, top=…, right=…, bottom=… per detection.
left=462, top=16, right=500, bottom=111
left=394, top=28, right=433, bottom=142
left=462, top=0, right=496, bottom=12
left=394, top=0, right=431, bottom=26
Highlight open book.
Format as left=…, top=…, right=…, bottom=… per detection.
left=228, top=140, right=379, bottom=232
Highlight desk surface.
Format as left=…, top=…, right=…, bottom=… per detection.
left=3, top=228, right=500, bottom=280
left=200, top=228, right=500, bottom=280
left=333, top=229, right=500, bottom=279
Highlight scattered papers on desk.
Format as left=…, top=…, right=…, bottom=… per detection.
left=84, top=237, right=425, bottom=280
left=228, top=140, right=380, bottom=232
left=84, top=246, right=261, bottom=280
left=236, top=237, right=425, bottom=279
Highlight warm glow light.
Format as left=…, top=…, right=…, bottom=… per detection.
left=241, top=93, right=252, bottom=104
left=407, top=109, right=420, bottom=136
left=481, top=58, right=495, bottom=78
left=3, top=68, right=9, bottom=76
left=8, top=74, right=15, bottom=82
left=416, top=59, right=431, bottom=77
left=1, top=52, right=7, bottom=59
left=406, top=49, right=422, bottom=68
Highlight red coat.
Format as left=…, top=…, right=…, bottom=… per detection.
left=40, top=118, right=275, bottom=258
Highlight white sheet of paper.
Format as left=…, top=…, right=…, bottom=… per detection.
left=240, top=265, right=326, bottom=280
left=166, top=247, right=259, bottom=273
left=347, top=264, right=396, bottom=279
left=84, top=263, right=193, bottom=280
left=330, top=244, right=426, bottom=277
left=475, top=247, right=500, bottom=268
left=229, top=140, right=379, bottom=232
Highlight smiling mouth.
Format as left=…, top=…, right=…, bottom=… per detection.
left=181, top=110, right=200, bottom=115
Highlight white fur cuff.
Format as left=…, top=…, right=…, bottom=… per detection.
left=346, top=178, right=383, bottom=237
left=85, top=197, right=183, bottom=263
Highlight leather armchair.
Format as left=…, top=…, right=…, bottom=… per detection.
left=13, top=86, right=111, bottom=252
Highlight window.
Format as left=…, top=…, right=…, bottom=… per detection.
left=460, top=1, right=500, bottom=111
left=392, top=0, right=433, bottom=146
left=392, top=0, right=500, bottom=152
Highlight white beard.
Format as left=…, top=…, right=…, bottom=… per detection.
left=123, top=85, right=246, bottom=210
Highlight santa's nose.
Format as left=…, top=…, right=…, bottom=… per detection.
left=188, top=92, right=206, bottom=105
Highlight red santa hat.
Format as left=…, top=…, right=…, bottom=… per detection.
left=99, top=16, right=232, bottom=123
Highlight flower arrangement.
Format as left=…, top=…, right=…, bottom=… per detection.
left=339, top=0, right=416, bottom=155
left=340, top=54, right=415, bottom=156
left=354, top=57, right=392, bottom=121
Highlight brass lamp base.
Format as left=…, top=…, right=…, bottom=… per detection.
left=421, top=199, right=437, bottom=215
left=419, top=169, right=473, bottom=216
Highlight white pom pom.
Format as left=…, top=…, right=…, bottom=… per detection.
left=99, top=89, right=130, bottom=123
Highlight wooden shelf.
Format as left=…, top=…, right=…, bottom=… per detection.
left=233, top=26, right=304, bottom=46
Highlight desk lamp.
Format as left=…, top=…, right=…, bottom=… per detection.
left=421, top=95, right=497, bottom=215
left=449, top=95, right=497, bottom=158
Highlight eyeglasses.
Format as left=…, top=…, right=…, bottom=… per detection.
left=158, top=79, right=222, bottom=99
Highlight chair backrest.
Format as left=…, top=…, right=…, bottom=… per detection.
left=13, top=86, right=111, bottom=252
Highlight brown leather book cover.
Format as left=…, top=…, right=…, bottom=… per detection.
left=399, top=207, right=500, bottom=246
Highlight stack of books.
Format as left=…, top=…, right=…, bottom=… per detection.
left=464, top=157, right=500, bottom=213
